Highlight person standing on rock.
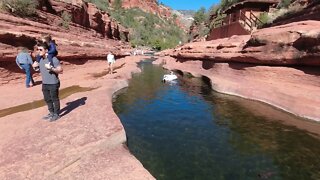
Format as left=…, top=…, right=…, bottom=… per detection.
left=107, top=51, right=116, bottom=74
left=16, top=47, right=35, bottom=88
left=35, top=42, right=63, bottom=121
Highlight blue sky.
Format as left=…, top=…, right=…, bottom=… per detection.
left=159, top=0, right=219, bottom=11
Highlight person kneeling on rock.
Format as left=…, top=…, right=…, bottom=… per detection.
left=37, top=42, right=63, bottom=122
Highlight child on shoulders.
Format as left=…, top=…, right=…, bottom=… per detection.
left=36, top=34, right=58, bottom=68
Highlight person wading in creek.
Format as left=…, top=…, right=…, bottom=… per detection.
left=34, top=42, right=63, bottom=121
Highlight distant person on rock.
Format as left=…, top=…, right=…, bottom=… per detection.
left=36, top=34, right=58, bottom=70
left=16, top=47, right=35, bottom=88
left=132, top=48, right=137, bottom=56
left=107, top=51, right=116, bottom=74
left=36, top=42, right=63, bottom=122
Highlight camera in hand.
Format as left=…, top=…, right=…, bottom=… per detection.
left=32, top=61, right=40, bottom=71
left=34, top=66, right=40, bottom=71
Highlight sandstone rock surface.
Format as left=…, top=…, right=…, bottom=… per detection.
left=0, top=56, right=155, bottom=179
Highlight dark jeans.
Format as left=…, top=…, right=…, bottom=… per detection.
left=21, top=64, right=34, bottom=87
left=42, top=83, right=60, bottom=115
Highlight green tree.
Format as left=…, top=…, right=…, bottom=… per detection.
left=209, top=4, right=221, bottom=16
left=193, top=7, right=206, bottom=24
left=220, top=0, right=239, bottom=11
left=84, top=0, right=109, bottom=11
left=277, top=0, right=293, bottom=8
left=59, top=11, right=72, bottom=29
left=172, top=14, right=178, bottom=22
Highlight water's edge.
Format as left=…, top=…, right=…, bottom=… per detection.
left=112, top=60, right=320, bottom=179
left=156, top=58, right=320, bottom=122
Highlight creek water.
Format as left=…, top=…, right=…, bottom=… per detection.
left=113, top=60, right=320, bottom=180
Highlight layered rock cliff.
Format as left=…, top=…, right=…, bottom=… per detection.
left=111, top=0, right=171, bottom=18
left=159, top=20, right=320, bottom=121
left=68, top=1, right=129, bottom=40
left=109, top=0, right=187, bottom=30
left=164, top=21, right=320, bottom=66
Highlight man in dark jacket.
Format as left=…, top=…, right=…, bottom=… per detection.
left=16, top=47, right=35, bottom=88
left=36, top=42, right=63, bottom=121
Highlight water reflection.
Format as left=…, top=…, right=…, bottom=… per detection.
left=114, top=61, right=167, bottom=115
left=207, top=94, right=320, bottom=179
left=113, top=62, right=320, bottom=180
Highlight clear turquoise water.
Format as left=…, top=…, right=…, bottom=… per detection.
left=113, top=61, right=320, bottom=180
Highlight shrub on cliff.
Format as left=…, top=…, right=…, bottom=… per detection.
left=1, top=0, right=38, bottom=17
left=208, top=0, right=240, bottom=16
left=258, top=1, right=305, bottom=28
left=188, top=7, right=211, bottom=41
left=59, top=11, right=72, bottom=29
left=277, top=0, right=293, bottom=8
left=258, top=12, right=270, bottom=28
left=113, top=0, right=122, bottom=10
left=193, top=7, right=207, bottom=24
left=201, top=0, right=240, bottom=32
left=84, top=0, right=109, bottom=11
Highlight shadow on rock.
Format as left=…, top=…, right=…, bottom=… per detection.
left=33, top=81, right=42, bottom=86
left=60, top=97, right=87, bottom=117
left=114, top=62, right=126, bottom=71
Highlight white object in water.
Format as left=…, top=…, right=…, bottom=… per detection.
left=163, top=72, right=178, bottom=82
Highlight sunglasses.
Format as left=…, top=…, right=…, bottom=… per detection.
left=37, top=48, right=45, bottom=51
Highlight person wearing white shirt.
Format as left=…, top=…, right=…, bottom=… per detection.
left=107, top=52, right=115, bottom=74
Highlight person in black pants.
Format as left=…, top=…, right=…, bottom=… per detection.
left=35, top=42, right=63, bottom=122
